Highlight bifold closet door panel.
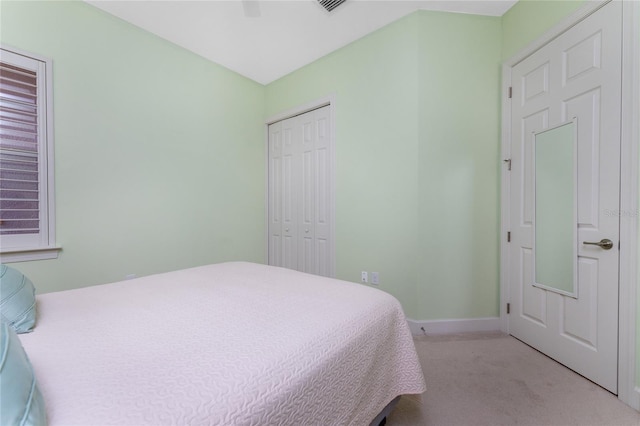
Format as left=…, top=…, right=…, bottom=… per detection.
left=268, top=106, right=332, bottom=277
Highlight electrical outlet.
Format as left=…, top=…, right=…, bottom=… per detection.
left=361, top=271, right=368, bottom=283
left=371, top=272, right=379, bottom=285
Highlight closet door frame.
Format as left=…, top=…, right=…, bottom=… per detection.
left=265, top=95, right=337, bottom=278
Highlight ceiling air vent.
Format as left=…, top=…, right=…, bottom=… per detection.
left=318, top=0, right=347, bottom=12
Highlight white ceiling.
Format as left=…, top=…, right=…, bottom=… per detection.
left=86, top=0, right=517, bottom=85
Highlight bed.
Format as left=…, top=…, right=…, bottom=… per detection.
left=16, top=262, right=426, bottom=425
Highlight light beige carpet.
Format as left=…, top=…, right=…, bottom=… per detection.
left=387, top=332, right=640, bottom=426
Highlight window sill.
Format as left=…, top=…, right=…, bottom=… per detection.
left=0, top=246, right=61, bottom=263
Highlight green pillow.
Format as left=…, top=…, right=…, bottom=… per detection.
left=0, top=321, right=47, bottom=425
left=0, top=265, right=36, bottom=333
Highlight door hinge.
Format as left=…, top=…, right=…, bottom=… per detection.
left=507, top=231, right=511, bottom=242
left=503, top=158, right=512, bottom=171
left=507, top=303, right=511, bottom=314
left=508, top=86, right=512, bottom=99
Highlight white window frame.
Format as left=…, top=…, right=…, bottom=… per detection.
left=0, top=46, right=59, bottom=262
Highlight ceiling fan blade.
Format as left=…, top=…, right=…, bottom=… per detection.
left=242, top=0, right=261, bottom=18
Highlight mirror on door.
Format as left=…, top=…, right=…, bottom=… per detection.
left=533, top=119, right=578, bottom=298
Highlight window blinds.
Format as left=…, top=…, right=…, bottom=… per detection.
left=0, top=61, right=40, bottom=236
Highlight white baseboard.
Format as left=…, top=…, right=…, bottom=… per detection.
left=407, top=317, right=501, bottom=335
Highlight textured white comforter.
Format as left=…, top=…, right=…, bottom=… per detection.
left=19, top=262, right=426, bottom=426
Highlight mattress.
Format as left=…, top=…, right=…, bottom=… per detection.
left=19, top=262, right=426, bottom=425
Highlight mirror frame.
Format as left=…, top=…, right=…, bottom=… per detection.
left=531, top=118, right=578, bottom=298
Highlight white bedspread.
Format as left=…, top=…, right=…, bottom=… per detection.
left=19, top=262, right=426, bottom=426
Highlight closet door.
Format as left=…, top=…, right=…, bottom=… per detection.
left=268, top=106, right=333, bottom=277
left=299, top=107, right=331, bottom=275
left=268, top=116, right=298, bottom=270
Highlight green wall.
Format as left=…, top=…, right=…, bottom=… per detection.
left=502, top=0, right=586, bottom=60
left=417, top=12, right=502, bottom=319
left=0, top=1, right=266, bottom=293
left=266, top=11, right=502, bottom=319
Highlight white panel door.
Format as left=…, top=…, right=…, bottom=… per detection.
left=298, top=106, right=332, bottom=276
left=268, top=121, right=283, bottom=268
left=268, top=117, right=299, bottom=270
left=268, top=106, right=333, bottom=276
left=281, top=116, right=298, bottom=271
left=508, top=1, right=622, bottom=393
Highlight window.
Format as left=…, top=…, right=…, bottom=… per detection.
left=0, top=46, right=58, bottom=261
